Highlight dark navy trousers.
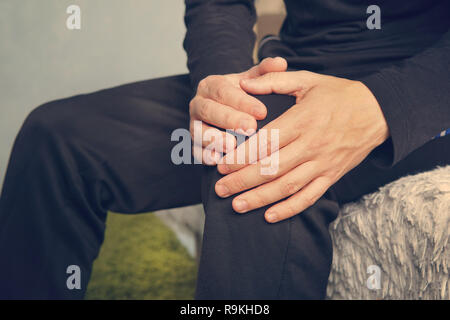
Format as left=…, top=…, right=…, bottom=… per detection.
left=0, top=74, right=449, bottom=299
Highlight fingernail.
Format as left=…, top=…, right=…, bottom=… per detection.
left=266, top=211, right=278, bottom=223
left=215, top=183, right=230, bottom=197
left=234, top=199, right=248, bottom=212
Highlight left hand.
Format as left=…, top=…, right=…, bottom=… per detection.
left=214, top=71, right=389, bottom=223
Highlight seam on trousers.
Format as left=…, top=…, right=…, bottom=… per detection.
left=275, top=216, right=293, bottom=298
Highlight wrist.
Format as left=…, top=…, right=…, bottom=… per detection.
left=356, top=80, right=390, bottom=148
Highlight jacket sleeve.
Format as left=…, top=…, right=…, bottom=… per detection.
left=360, top=30, right=450, bottom=167
left=183, top=0, right=257, bottom=89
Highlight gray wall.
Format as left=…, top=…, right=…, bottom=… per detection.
left=0, top=0, right=188, bottom=189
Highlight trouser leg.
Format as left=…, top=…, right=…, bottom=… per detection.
left=196, top=94, right=340, bottom=299
left=0, top=74, right=202, bottom=299
left=196, top=93, right=450, bottom=300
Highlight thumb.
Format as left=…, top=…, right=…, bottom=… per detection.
left=246, top=57, right=287, bottom=78
left=240, top=71, right=317, bottom=95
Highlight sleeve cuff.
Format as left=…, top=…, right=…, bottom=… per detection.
left=359, top=72, right=410, bottom=167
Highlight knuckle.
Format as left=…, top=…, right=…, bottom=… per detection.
left=214, top=86, right=227, bottom=102
left=303, top=195, right=317, bottom=208
left=198, top=100, right=210, bottom=120
left=282, top=182, right=300, bottom=196
left=260, top=170, right=276, bottom=182
left=256, top=162, right=275, bottom=181
left=310, top=137, right=328, bottom=151
left=265, top=134, right=277, bottom=153
left=222, top=111, right=232, bottom=128
left=285, top=201, right=298, bottom=217
left=251, top=190, right=266, bottom=207
left=323, top=169, right=339, bottom=183
left=197, top=78, right=208, bottom=92
left=235, top=95, right=247, bottom=110
left=258, top=132, right=273, bottom=155
left=230, top=173, right=248, bottom=191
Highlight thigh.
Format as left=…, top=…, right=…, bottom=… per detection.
left=0, top=74, right=201, bottom=299
left=86, top=74, right=203, bottom=212
left=3, top=74, right=202, bottom=214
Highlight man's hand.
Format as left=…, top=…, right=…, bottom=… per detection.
left=189, top=57, right=287, bottom=165
left=214, top=71, right=389, bottom=223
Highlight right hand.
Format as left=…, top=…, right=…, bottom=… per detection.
left=189, top=57, right=288, bottom=165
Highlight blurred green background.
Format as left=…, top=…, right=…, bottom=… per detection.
left=86, top=212, right=197, bottom=300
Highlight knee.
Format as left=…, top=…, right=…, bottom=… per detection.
left=21, top=98, right=81, bottom=144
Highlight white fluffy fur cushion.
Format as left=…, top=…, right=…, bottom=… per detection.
left=327, top=165, right=450, bottom=300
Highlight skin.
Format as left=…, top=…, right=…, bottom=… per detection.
left=189, top=57, right=288, bottom=164
left=190, top=58, right=389, bottom=223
